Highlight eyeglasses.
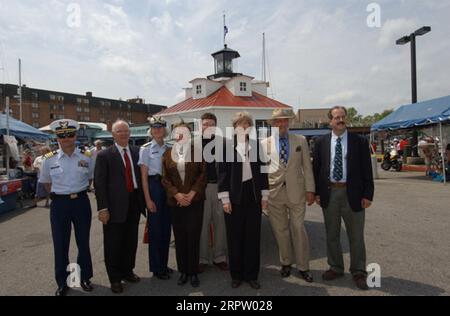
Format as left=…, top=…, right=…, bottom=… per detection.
left=57, top=132, right=76, bottom=139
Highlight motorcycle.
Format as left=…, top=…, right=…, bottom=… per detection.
left=381, top=146, right=403, bottom=172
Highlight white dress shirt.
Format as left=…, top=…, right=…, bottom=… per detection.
left=236, top=142, right=253, bottom=182
left=330, top=130, right=348, bottom=183
left=115, top=143, right=138, bottom=189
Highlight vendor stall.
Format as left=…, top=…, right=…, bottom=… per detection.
left=0, top=113, right=50, bottom=215
left=371, top=95, right=450, bottom=184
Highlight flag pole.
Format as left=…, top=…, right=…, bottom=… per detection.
left=223, top=13, right=226, bottom=46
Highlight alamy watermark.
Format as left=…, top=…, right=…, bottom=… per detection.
left=367, top=3, right=382, bottom=28
left=66, top=263, right=81, bottom=288
left=66, top=3, right=82, bottom=28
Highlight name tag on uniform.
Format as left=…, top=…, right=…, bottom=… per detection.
left=50, top=166, right=63, bottom=175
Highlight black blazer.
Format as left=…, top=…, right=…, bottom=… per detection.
left=313, top=132, right=374, bottom=212
left=218, top=136, right=269, bottom=205
left=94, top=144, right=145, bottom=223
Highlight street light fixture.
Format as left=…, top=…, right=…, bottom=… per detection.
left=396, top=26, right=431, bottom=156
left=414, top=26, right=431, bottom=37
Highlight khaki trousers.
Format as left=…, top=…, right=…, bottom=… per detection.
left=268, top=186, right=310, bottom=271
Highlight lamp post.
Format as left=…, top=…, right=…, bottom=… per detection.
left=396, top=26, right=431, bottom=157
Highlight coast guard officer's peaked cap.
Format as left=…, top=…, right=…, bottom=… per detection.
left=50, top=119, right=80, bottom=135
left=148, top=116, right=167, bottom=128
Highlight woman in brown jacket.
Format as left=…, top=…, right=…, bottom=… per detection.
left=161, top=121, right=206, bottom=288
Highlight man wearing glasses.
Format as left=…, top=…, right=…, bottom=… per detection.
left=40, top=119, right=95, bottom=296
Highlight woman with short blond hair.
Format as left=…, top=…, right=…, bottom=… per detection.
left=218, top=112, right=269, bottom=289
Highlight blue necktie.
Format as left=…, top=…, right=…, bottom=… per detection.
left=333, top=137, right=343, bottom=181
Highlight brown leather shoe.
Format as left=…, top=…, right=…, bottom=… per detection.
left=322, top=269, right=344, bottom=281
left=353, top=273, right=369, bottom=290
left=213, top=261, right=229, bottom=271
left=198, top=263, right=208, bottom=274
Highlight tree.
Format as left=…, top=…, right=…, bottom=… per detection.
left=345, top=107, right=393, bottom=127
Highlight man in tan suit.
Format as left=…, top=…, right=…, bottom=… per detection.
left=261, top=109, right=315, bottom=282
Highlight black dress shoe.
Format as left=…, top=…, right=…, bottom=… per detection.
left=231, top=280, right=242, bottom=288
left=123, top=273, right=140, bottom=283
left=55, top=286, right=69, bottom=296
left=280, top=265, right=292, bottom=278
left=298, top=270, right=314, bottom=283
left=154, top=272, right=170, bottom=280
left=165, top=267, right=174, bottom=274
left=177, top=273, right=188, bottom=286
left=190, top=275, right=200, bottom=288
left=80, top=280, right=94, bottom=292
left=111, top=282, right=123, bottom=294
left=248, top=280, right=261, bottom=290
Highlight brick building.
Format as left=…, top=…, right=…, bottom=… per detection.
left=291, top=108, right=331, bottom=129
left=0, top=84, right=166, bottom=130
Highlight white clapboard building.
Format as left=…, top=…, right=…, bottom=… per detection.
left=156, top=45, right=292, bottom=134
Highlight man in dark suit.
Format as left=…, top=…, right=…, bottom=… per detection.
left=313, top=106, right=374, bottom=290
left=94, top=120, right=145, bottom=294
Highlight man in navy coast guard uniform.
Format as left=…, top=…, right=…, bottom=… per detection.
left=39, top=119, right=95, bottom=296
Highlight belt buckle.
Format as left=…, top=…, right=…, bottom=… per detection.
left=70, top=193, right=78, bottom=200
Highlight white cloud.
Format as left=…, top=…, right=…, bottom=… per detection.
left=323, top=90, right=361, bottom=106
left=0, top=0, right=449, bottom=116
left=377, top=18, right=417, bottom=49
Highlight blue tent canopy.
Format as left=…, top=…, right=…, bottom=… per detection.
left=371, top=95, right=450, bottom=132
left=0, top=114, right=50, bottom=141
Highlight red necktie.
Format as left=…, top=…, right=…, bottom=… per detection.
left=123, top=148, right=134, bottom=193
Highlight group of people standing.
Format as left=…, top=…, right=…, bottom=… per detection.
left=39, top=105, right=374, bottom=296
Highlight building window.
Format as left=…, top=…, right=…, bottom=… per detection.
left=49, top=104, right=56, bottom=111
left=50, top=94, right=56, bottom=101
left=58, top=104, right=65, bottom=111
left=32, top=103, right=39, bottom=109
left=50, top=113, right=55, bottom=119
left=84, top=99, right=89, bottom=104
left=196, top=85, right=202, bottom=95
left=77, top=98, right=82, bottom=103
left=84, top=116, right=90, bottom=121
left=84, top=107, right=90, bottom=113
left=31, top=92, right=38, bottom=100
left=57, top=96, right=64, bottom=102
left=32, top=122, right=40, bottom=128
left=240, top=82, right=247, bottom=92
left=76, top=106, right=82, bottom=112
left=32, top=112, right=39, bottom=119
left=77, top=115, right=82, bottom=121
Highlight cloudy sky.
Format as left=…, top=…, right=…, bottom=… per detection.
left=0, top=0, right=449, bottom=115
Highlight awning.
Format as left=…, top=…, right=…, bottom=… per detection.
left=0, top=114, right=50, bottom=142
left=371, top=95, right=450, bottom=132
